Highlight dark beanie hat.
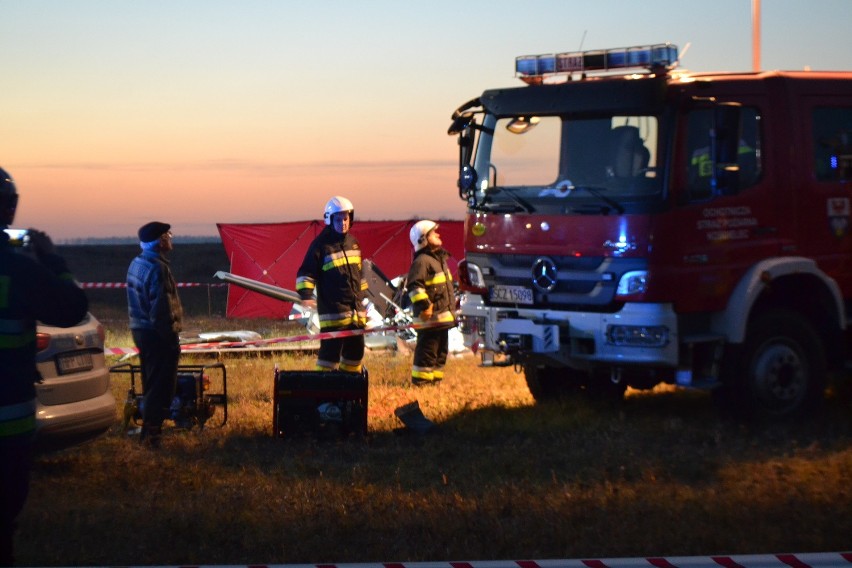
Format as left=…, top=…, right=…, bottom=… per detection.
left=138, top=221, right=170, bottom=242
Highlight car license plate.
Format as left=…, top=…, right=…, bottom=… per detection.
left=57, top=352, right=93, bottom=375
left=490, top=285, right=534, bottom=305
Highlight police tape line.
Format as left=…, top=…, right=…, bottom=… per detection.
left=104, top=319, right=448, bottom=356
left=81, top=282, right=227, bottom=288
left=89, top=551, right=852, bottom=568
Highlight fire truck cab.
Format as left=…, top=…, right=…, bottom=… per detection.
left=452, top=43, right=852, bottom=419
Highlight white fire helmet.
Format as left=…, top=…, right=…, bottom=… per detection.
left=323, top=196, right=355, bottom=226
left=410, top=220, right=438, bottom=251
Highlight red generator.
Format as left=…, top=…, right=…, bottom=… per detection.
left=272, top=367, right=368, bottom=439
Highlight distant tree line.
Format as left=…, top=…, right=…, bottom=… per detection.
left=60, top=236, right=222, bottom=246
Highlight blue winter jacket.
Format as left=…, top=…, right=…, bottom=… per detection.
left=126, top=249, right=183, bottom=338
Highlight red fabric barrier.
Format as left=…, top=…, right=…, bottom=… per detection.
left=217, top=220, right=464, bottom=319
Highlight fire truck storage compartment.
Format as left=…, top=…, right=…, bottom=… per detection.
left=272, top=367, right=368, bottom=439
left=110, top=362, right=228, bottom=429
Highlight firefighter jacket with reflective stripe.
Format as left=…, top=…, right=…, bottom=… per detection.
left=296, top=226, right=367, bottom=329
left=406, top=247, right=456, bottom=325
left=126, top=249, right=184, bottom=338
left=0, top=232, right=88, bottom=438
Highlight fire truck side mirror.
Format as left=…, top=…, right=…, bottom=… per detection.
left=459, top=127, right=474, bottom=168
left=458, top=165, right=478, bottom=200
left=457, top=124, right=478, bottom=201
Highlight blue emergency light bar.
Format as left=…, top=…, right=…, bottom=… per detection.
left=516, top=43, right=679, bottom=83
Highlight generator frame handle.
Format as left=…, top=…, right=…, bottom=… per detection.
left=109, top=361, right=228, bottom=427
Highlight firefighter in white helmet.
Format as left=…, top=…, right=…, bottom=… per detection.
left=405, top=220, right=456, bottom=386
left=296, top=196, right=368, bottom=372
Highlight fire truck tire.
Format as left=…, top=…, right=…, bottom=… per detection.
left=720, top=309, right=826, bottom=420
left=523, top=364, right=585, bottom=401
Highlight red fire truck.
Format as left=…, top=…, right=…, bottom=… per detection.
left=452, top=43, right=852, bottom=419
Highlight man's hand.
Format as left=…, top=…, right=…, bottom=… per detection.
left=301, top=299, right=317, bottom=311
left=26, top=228, right=55, bottom=258
left=419, top=306, right=433, bottom=322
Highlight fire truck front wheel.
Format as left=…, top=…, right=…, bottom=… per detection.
left=523, top=364, right=586, bottom=401
left=720, top=309, right=826, bottom=420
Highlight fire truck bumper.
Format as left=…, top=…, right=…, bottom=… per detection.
left=460, top=296, right=679, bottom=367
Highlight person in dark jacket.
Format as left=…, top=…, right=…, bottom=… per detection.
left=0, top=167, right=88, bottom=566
left=296, top=196, right=368, bottom=372
left=406, top=220, right=456, bottom=386
left=126, top=221, right=183, bottom=446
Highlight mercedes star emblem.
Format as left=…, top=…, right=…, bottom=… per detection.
left=531, top=257, right=557, bottom=292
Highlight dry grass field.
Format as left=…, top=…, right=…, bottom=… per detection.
left=13, top=244, right=852, bottom=566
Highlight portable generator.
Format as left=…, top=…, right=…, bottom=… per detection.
left=110, top=362, right=228, bottom=430
left=272, top=365, right=368, bottom=439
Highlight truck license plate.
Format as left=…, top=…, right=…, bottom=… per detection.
left=490, top=285, right=533, bottom=305
left=57, top=352, right=93, bottom=375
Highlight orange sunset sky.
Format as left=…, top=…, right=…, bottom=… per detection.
left=2, top=0, right=851, bottom=240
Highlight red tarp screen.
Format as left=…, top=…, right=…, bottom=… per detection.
left=217, top=220, right=464, bottom=319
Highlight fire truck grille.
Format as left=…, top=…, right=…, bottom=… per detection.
left=471, top=253, right=646, bottom=312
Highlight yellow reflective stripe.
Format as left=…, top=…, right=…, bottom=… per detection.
left=321, top=258, right=361, bottom=272
left=320, top=319, right=350, bottom=329
left=425, top=272, right=448, bottom=286
left=319, top=314, right=355, bottom=328
left=339, top=361, right=362, bottom=373
left=412, top=367, right=434, bottom=380
left=360, top=279, right=368, bottom=291
left=0, top=414, right=36, bottom=437
left=409, top=288, right=428, bottom=303
left=318, top=310, right=367, bottom=328
left=296, top=276, right=315, bottom=291
left=321, top=250, right=361, bottom=272
left=435, top=311, right=455, bottom=323
left=432, top=369, right=445, bottom=380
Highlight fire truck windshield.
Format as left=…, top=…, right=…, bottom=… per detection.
left=471, top=113, right=662, bottom=214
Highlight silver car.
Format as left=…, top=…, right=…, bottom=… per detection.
left=35, top=312, right=116, bottom=442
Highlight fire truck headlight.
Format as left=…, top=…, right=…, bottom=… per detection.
left=616, top=270, right=648, bottom=296
left=606, top=324, right=669, bottom=347
left=459, top=260, right=487, bottom=295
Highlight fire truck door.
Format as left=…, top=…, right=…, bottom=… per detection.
left=795, top=97, right=852, bottom=293
left=665, top=104, right=781, bottom=313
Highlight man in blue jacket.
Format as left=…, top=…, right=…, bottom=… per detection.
left=126, top=221, right=184, bottom=447
left=0, top=167, right=88, bottom=566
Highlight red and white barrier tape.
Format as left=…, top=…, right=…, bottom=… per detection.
left=81, top=282, right=225, bottom=288
left=83, top=552, right=852, bottom=568
left=104, top=319, right=450, bottom=356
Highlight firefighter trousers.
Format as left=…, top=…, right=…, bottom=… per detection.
left=412, top=327, right=448, bottom=384
left=316, top=326, right=365, bottom=373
